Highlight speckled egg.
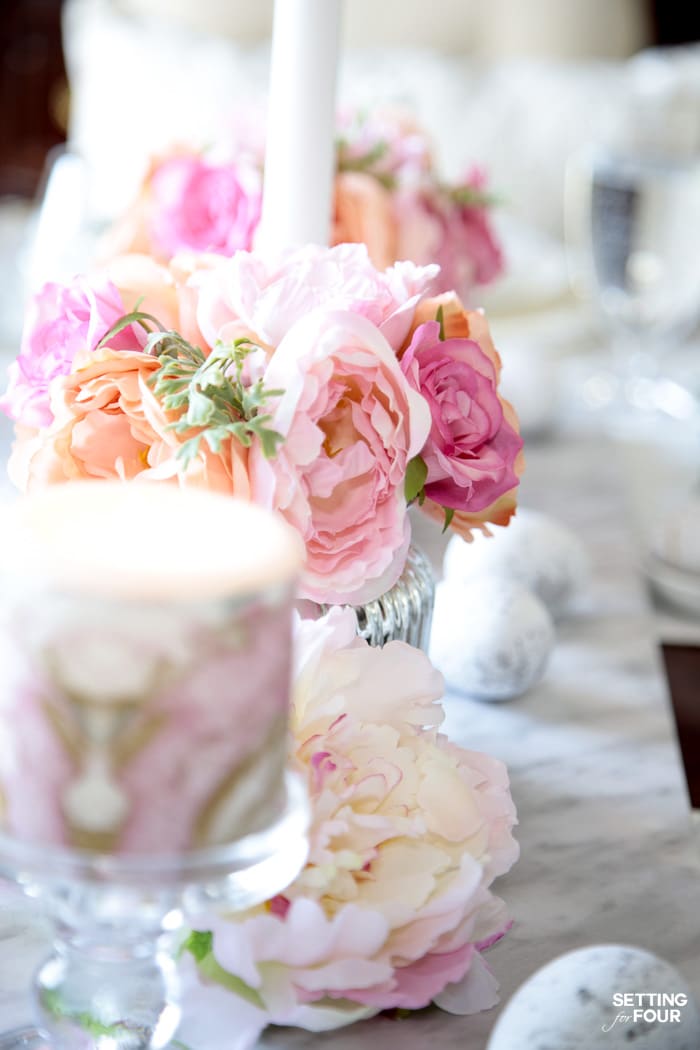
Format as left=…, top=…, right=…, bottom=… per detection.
left=443, top=508, right=589, bottom=618
left=487, top=945, right=700, bottom=1050
left=429, top=577, right=554, bottom=700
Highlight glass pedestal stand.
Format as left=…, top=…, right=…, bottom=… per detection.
left=0, top=772, right=308, bottom=1050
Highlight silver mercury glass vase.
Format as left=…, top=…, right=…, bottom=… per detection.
left=321, top=545, right=435, bottom=651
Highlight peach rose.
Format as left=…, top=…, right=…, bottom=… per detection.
left=7, top=347, right=250, bottom=499
left=102, top=252, right=218, bottom=351
left=8, top=349, right=164, bottom=489
left=331, top=172, right=398, bottom=271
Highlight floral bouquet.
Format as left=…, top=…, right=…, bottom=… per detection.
left=176, top=607, right=519, bottom=1048
left=102, top=109, right=503, bottom=307
left=2, top=243, right=523, bottom=606
left=2, top=203, right=522, bottom=1038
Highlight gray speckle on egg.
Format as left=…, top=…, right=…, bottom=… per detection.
left=429, top=577, right=554, bottom=701
left=443, top=508, right=589, bottom=618
left=487, top=944, right=700, bottom=1049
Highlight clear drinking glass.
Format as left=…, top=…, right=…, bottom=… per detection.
left=565, top=51, right=700, bottom=614
left=0, top=483, right=308, bottom=1048
left=565, top=49, right=700, bottom=419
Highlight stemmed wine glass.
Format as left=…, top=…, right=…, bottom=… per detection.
left=565, top=48, right=700, bottom=421
left=565, top=49, right=700, bottom=615
left=0, top=482, right=308, bottom=1049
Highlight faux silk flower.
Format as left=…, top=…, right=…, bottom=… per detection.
left=395, top=179, right=504, bottom=306
left=148, top=155, right=262, bottom=258
left=407, top=293, right=524, bottom=539
left=7, top=348, right=166, bottom=489
left=0, top=277, right=145, bottom=429
left=179, top=608, right=518, bottom=1045
left=400, top=319, right=522, bottom=521
left=332, top=172, right=398, bottom=272
left=195, top=242, right=438, bottom=353
left=101, top=153, right=262, bottom=262
left=8, top=346, right=251, bottom=500
left=249, top=308, right=431, bottom=604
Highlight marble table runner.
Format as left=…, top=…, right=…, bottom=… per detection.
left=1, top=428, right=699, bottom=1047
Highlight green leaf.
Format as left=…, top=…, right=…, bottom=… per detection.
left=42, top=988, right=130, bottom=1037
left=181, top=929, right=265, bottom=1009
left=147, top=331, right=285, bottom=469
left=442, top=507, right=455, bottom=533
left=405, top=455, right=428, bottom=504
left=181, top=929, right=213, bottom=962
left=436, top=305, right=445, bottom=341
left=449, top=184, right=501, bottom=209
left=96, top=309, right=166, bottom=350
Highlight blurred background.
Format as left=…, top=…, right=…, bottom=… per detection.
left=0, top=0, right=698, bottom=338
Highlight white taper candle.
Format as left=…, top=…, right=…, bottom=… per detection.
left=257, top=0, right=342, bottom=252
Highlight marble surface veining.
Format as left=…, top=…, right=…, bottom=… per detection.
left=1, top=425, right=699, bottom=1048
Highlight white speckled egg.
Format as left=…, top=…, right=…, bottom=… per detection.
left=443, top=508, right=589, bottom=618
left=487, top=945, right=700, bottom=1050
left=429, top=577, right=554, bottom=701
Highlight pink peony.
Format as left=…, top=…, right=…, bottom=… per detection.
left=181, top=608, right=518, bottom=1035
left=196, top=242, right=438, bottom=354
left=248, top=309, right=430, bottom=604
left=400, top=318, right=523, bottom=517
left=0, top=278, right=145, bottom=428
left=147, top=155, right=262, bottom=259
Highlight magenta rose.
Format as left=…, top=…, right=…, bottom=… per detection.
left=400, top=320, right=522, bottom=514
left=249, top=308, right=430, bottom=605
left=0, top=277, right=145, bottom=428
left=148, top=156, right=262, bottom=258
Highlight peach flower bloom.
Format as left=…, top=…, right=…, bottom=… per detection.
left=331, top=172, right=398, bottom=271
left=8, top=347, right=250, bottom=498
left=103, top=252, right=219, bottom=351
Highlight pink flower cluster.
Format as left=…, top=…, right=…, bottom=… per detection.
left=104, top=111, right=503, bottom=305
left=334, top=114, right=504, bottom=304
left=3, top=244, right=522, bottom=604
left=177, top=608, right=519, bottom=1046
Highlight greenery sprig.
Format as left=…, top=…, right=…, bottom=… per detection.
left=336, top=137, right=397, bottom=191
left=98, top=310, right=284, bottom=469
left=448, top=183, right=500, bottom=209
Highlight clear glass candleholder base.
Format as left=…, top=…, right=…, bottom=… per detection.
left=0, top=772, right=308, bottom=1050
left=0, top=1030, right=50, bottom=1050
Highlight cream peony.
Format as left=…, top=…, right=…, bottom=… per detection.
left=181, top=609, right=518, bottom=1040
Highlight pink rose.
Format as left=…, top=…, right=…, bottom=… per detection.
left=401, top=318, right=522, bottom=517
left=196, top=243, right=438, bottom=354
left=249, top=309, right=430, bottom=604
left=147, top=155, right=262, bottom=259
left=0, top=278, right=145, bottom=428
